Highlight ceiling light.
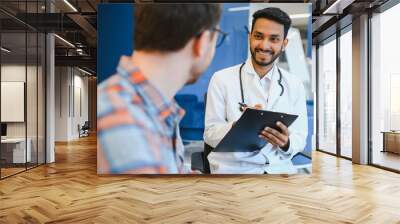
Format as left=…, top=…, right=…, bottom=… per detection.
left=1, top=47, right=11, bottom=53
left=227, top=6, right=250, bottom=12
left=54, top=34, right=75, bottom=48
left=323, top=0, right=340, bottom=14
left=290, top=13, right=311, bottom=19
left=63, top=0, right=78, bottom=12
left=322, top=0, right=353, bottom=14
left=78, top=67, right=92, bottom=76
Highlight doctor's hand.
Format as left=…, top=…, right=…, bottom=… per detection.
left=259, top=121, right=290, bottom=151
left=234, top=104, right=263, bottom=127
left=240, top=103, right=262, bottom=112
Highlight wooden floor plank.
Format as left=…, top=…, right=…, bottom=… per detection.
left=0, top=135, right=400, bottom=223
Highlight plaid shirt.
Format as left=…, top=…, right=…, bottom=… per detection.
left=97, top=56, right=186, bottom=174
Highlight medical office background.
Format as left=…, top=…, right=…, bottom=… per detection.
left=97, top=3, right=314, bottom=174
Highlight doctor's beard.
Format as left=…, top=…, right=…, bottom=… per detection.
left=250, top=46, right=284, bottom=67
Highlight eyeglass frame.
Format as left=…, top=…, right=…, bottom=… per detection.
left=211, top=27, right=228, bottom=48
left=196, top=27, right=228, bottom=48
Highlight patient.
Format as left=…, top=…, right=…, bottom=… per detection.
left=97, top=4, right=222, bottom=174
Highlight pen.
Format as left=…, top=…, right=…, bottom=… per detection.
left=238, top=102, right=247, bottom=108
left=238, top=102, right=247, bottom=112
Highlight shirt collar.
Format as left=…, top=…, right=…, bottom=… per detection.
left=117, top=56, right=185, bottom=121
left=243, top=57, right=277, bottom=82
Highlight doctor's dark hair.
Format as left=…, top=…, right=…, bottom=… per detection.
left=251, top=7, right=292, bottom=39
left=134, top=4, right=222, bottom=52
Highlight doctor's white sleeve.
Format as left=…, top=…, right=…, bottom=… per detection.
left=203, top=74, right=234, bottom=148
left=279, top=83, right=308, bottom=158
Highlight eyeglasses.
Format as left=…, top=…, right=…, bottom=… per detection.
left=212, top=27, right=228, bottom=48
left=196, top=27, right=228, bottom=48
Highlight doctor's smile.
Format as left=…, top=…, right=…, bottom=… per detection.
left=254, top=49, right=274, bottom=62
left=255, top=48, right=273, bottom=56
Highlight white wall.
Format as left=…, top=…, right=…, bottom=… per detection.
left=1, top=82, right=25, bottom=122
left=1, top=66, right=26, bottom=128
left=1, top=65, right=36, bottom=138
left=55, top=67, right=69, bottom=141
left=54, top=67, right=89, bottom=141
left=1, top=63, right=46, bottom=164
left=71, top=72, right=89, bottom=138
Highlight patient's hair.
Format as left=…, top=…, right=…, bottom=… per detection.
left=251, top=7, right=292, bottom=38
left=134, top=3, right=222, bottom=52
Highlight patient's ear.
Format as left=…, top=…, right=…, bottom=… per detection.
left=192, top=30, right=211, bottom=58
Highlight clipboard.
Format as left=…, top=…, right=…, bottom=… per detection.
left=214, top=108, right=298, bottom=152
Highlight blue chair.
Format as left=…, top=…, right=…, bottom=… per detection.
left=175, top=94, right=208, bottom=172
left=175, top=94, right=205, bottom=142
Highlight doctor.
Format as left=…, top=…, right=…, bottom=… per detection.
left=204, top=7, right=308, bottom=174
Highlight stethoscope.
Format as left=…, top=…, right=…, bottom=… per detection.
left=238, top=62, right=285, bottom=112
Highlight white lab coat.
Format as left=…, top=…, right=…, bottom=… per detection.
left=204, top=58, right=308, bottom=174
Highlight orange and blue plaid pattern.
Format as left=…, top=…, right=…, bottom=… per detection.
left=97, top=56, right=186, bottom=174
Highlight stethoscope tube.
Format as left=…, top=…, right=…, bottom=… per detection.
left=239, top=62, right=285, bottom=106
